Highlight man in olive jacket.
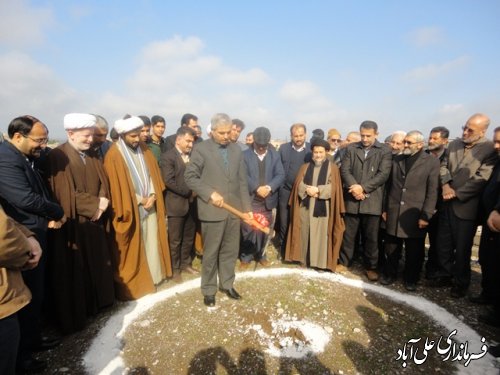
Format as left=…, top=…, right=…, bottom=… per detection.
left=338, top=120, right=392, bottom=281
left=1, top=205, right=42, bottom=374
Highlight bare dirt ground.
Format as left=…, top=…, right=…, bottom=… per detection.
left=36, top=237, right=500, bottom=374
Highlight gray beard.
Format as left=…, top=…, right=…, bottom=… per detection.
left=402, top=148, right=417, bottom=156
left=314, top=159, right=325, bottom=166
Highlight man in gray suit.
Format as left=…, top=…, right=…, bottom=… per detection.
left=185, top=113, right=252, bottom=307
left=432, top=113, right=496, bottom=298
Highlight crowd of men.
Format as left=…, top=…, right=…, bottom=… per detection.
left=1, top=111, right=500, bottom=373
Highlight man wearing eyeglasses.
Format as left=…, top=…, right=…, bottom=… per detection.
left=0, top=116, right=65, bottom=373
left=432, top=113, right=496, bottom=298
left=327, top=128, right=342, bottom=162
left=380, top=131, right=439, bottom=291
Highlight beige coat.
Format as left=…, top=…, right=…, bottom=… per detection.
left=0, top=206, right=32, bottom=319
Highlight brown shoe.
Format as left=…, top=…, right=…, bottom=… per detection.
left=335, top=264, right=348, bottom=274
left=366, top=269, right=379, bottom=282
left=239, top=261, right=251, bottom=271
left=183, top=266, right=199, bottom=275
left=259, top=259, right=270, bottom=267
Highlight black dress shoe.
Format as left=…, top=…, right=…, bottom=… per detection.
left=488, top=344, right=500, bottom=357
left=426, top=277, right=452, bottom=287
left=478, top=311, right=500, bottom=327
left=404, top=282, right=417, bottom=292
left=16, top=357, right=47, bottom=373
left=203, top=295, right=215, bottom=307
left=220, top=288, right=241, bottom=300
left=469, top=293, right=493, bottom=305
left=32, top=336, right=61, bottom=352
left=380, top=276, right=395, bottom=285
left=450, top=286, right=467, bottom=298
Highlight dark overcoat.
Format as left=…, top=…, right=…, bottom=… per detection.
left=340, top=140, right=392, bottom=215
left=385, top=151, right=440, bottom=238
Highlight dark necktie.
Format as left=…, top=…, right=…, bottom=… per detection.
left=219, top=145, right=228, bottom=171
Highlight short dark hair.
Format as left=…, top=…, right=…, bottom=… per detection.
left=176, top=126, right=196, bottom=138
left=359, top=120, right=378, bottom=132
left=494, top=126, right=500, bottom=133
left=181, top=113, right=198, bottom=126
left=8, top=115, right=41, bottom=138
left=151, top=115, right=165, bottom=125
left=138, top=115, right=151, bottom=126
left=430, top=126, right=450, bottom=139
left=312, top=128, right=324, bottom=139
left=232, top=119, right=245, bottom=130
left=110, top=128, right=119, bottom=141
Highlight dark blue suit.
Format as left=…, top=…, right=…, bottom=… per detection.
left=243, top=147, right=285, bottom=211
left=0, top=141, right=63, bottom=360
left=240, top=147, right=285, bottom=262
left=277, top=142, right=311, bottom=255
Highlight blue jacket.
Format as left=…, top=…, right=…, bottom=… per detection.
left=243, top=147, right=285, bottom=210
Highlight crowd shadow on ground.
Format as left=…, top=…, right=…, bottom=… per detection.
left=186, top=346, right=334, bottom=375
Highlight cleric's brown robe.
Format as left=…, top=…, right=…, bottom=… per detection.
left=104, top=142, right=171, bottom=301
left=46, top=142, right=115, bottom=333
left=285, top=161, right=345, bottom=272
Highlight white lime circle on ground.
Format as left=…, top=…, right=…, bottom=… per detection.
left=83, top=268, right=497, bottom=374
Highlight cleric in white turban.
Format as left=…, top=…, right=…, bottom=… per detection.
left=63, top=113, right=97, bottom=130
left=104, top=114, right=172, bottom=300
left=45, top=113, right=114, bottom=333
left=113, top=116, right=144, bottom=135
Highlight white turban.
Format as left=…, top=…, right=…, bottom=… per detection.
left=64, top=113, right=97, bottom=130
left=113, top=116, right=144, bottom=134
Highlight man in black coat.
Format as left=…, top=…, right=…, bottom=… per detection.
left=473, top=126, right=500, bottom=307
left=0, top=116, right=65, bottom=372
left=424, top=126, right=449, bottom=279
left=338, top=121, right=392, bottom=281
left=160, top=126, right=199, bottom=282
left=380, top=131, right=439, bottom=291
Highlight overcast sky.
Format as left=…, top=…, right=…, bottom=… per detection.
left=1, top=0, right=499, bottom=141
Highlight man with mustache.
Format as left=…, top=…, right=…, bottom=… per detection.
left=433, top=113, right=496, bottom=298
left=104, top=116, right=171, bottom=300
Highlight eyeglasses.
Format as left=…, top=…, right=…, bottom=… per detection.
left=329, top=138, right=342, bottom=143
left=22, top=134, right=49, bottom=145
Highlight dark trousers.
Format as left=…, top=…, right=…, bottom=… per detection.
left=278, top=188, right=292, bottom=255
left=340, top=213, right=380, bottom=269
left=0, top=313, right=20, bottom=375
left=168, top=211, right=196, bottom=272
left=240, top=208, right=272, bottom=262
left=200, top=216, right=240, bottom=296
left=384, top=235, right=425, bottom=284
left=18, top=233, right=46, bottom=361
left=424, top=211, right=440, bottom=279
left=435, top=203, right=477, bottom=289
left=478, top=224, right=500, bottom=300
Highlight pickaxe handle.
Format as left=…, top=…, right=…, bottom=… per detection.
left=221, top=202, right=270, bottom=234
